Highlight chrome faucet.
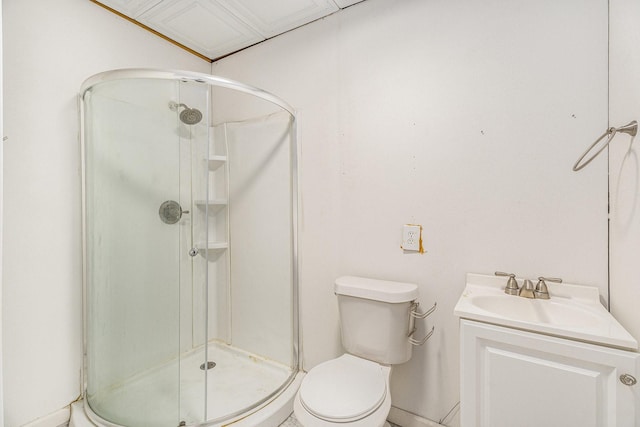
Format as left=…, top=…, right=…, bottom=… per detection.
left=496, top=271, right=563, bottom=299
left=495, top=271, right=519, bottom=295
left=534, top=276, right=563, bottom=299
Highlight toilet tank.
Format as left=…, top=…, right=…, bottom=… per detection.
left=335, top=276, right=419, bottom=365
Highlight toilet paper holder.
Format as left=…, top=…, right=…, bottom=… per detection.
left=408, top=301, right=437, bottom=346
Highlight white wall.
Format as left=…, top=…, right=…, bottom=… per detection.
left=0, top=0, right=5, bottom=424
left=212, top=0, right=608, bottom=422
left=609, top=0, right=640, bottom=346
left=1, top=0, right=209, bottom=425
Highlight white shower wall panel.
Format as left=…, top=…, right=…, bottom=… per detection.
left=227, top=112, right=294, bottom=366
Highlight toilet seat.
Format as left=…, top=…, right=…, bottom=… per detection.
left=298, top=354, right=387, bottom=423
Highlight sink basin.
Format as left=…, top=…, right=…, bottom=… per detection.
left=454, top=273, right=638, bottom=350
left=470, top=294, right=603, bottom=328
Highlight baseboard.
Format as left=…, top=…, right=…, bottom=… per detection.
left=388, top=406, right=442, bottom=427
left=23, top=406, right=70, bottom=427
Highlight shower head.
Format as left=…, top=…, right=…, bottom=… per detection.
left=169, top=101, right=203, bottom=125
left=180, top=107, right=203, bottom=125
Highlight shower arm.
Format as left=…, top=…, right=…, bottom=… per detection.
left=169, top=101, right=189, bottom=111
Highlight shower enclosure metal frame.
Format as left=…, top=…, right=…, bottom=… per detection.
left=79, top=68, right=300, bottom=427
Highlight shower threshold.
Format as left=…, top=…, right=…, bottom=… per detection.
left=85, top=341, right=294, bottom=426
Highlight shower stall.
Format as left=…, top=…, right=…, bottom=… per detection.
left=79, top=69, right=300, bottom=427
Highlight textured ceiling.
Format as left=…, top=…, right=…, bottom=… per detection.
left=93, top=0, right=365, bottom=61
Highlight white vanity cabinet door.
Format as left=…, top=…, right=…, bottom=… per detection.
left=460, top=320, right=640, bottom=427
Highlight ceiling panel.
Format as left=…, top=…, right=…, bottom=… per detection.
left=138, top=0, right=265, bottom=59
left=93, top=0, right=369, bottom=60
left=332, top=0, right=365, bottom=7
left=98, top=0, right=163, bottom=17
left=217, top=0, right=339, bottom=38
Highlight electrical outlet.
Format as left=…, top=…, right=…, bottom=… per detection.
left=402, top=224, right=421, bottom=251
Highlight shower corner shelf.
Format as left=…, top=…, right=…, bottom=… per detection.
left=207, top=155, right=227, bottom=171
left=195, top=199, right=228, bottom=213
left=196, top=242, right=228, bottom=260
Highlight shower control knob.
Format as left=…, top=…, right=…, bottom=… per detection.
left=159, top=200, right=184, bottom=224
left=189, top=247, right=199, bottom=257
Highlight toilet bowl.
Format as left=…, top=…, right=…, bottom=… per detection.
left=294, top=276, right=419, bottom=427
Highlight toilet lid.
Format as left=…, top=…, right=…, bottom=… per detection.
left=299, top=354, right=387, bottom=422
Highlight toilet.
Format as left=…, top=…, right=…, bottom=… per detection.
left=294, top=276, right=419, bottom=427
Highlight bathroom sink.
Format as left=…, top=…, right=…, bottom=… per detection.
left=469, top=294, right=603, bottom=328
left=454, top=273, right=638, bottom=350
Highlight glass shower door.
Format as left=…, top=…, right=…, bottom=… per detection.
left=82, top=69, right=299, bottom=427
left=84, top=78, right=193, bottom=427
left=174, top=80, right=211, bottom=425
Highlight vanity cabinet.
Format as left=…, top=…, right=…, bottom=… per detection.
left=460, top=319, right=640, bottom=427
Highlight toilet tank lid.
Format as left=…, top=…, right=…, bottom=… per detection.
left=335, top=276, right=418, bottom=303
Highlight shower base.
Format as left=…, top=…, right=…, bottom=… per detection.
left=72, top=342, right=302, bottom=427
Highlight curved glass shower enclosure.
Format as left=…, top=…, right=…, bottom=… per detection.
left=80, top=70, right=299, bottom=427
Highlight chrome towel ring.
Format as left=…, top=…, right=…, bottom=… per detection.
left=573, top=120, right=638, bottom=171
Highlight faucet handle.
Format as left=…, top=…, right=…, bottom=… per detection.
left=539, top=276, right=562, bottom=284
left=495, top=271, right=519, bottom=295
left=534, top=277, right=562, bottom=300
left=495, top=271, right=515, bottom=277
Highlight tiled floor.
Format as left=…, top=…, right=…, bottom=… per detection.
left=279, top=414, right=401, bottom=427
left=279, top=415, right=303, bottom=426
